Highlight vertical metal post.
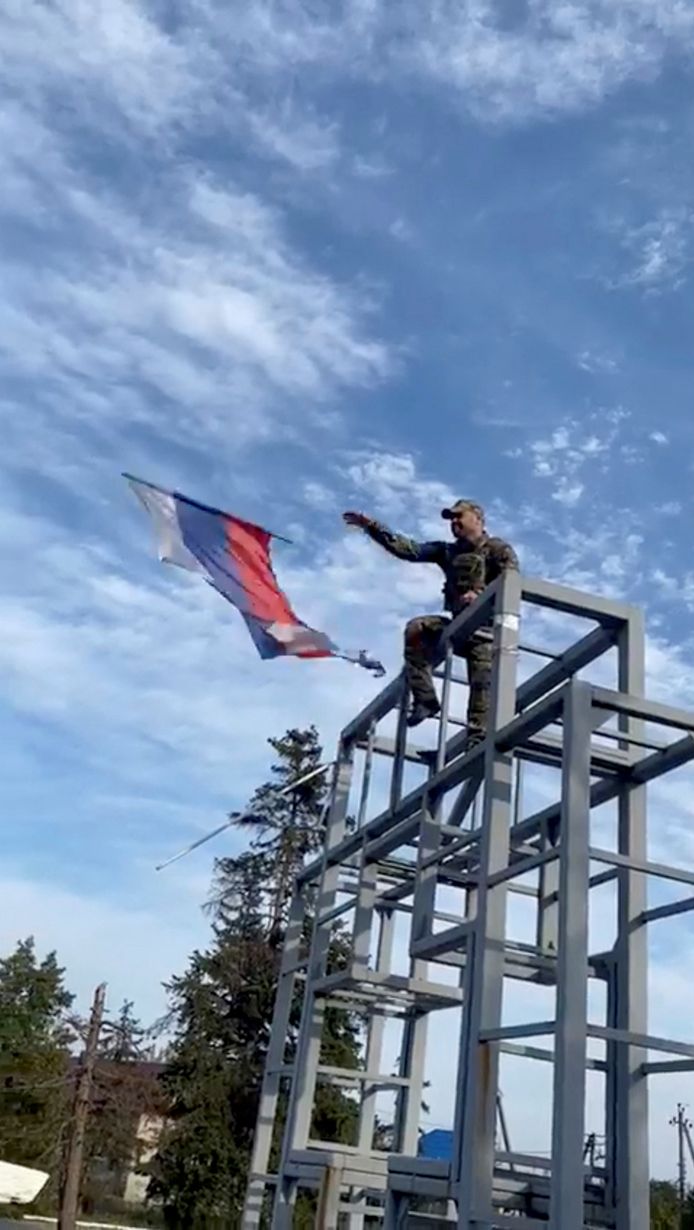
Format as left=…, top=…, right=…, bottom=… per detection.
left=537, top=846, right=560, bottom=953
left=604, top=957, right=618, bottom=1219
left=244, top=890, right=307, bottom=1226
left=455, top=569, right=521, bottom=1227
left=390, top=681, right=408, bottom=811
left=534, top=741, right=560, bottom=955
left=549, top=681, right=592, bottom=1229
left=356, top=722, right=375, bottom=830
left=358, top=909, right=396, bottom=1153
left=411, top=789, right=441, bottom=949
left=437, top=643, right=454, bottom=773
left=392, top=1003, right=428, bottom=1156
left=272, top=744, right=354, bottom=1228
left=317, top=1162, right=343, bottom=1229
left=353, top=852, right=376, bottom=971
left=613, top=610, right=650, bottom=1230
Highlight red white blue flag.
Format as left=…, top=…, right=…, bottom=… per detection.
left=126, top=476, right=384, bottom=676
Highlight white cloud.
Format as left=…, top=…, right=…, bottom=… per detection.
left=0, top=122, right=391, bottom=470
left=578, top=350, right=620, bottom=374
left=1, top=0, right=208, bottom=136
left=396, top=0, right=694, bottom=122
left=552, top=477, right=584, bottom=506
left=656, top=500, right=682, bottom=516
left=191, top=1, right=694, bottom=124
left=247, top=104, right=341, bottom=171
left=6, top=0, right=688, bottom=168
left=611, top=207, right=694, bottom=292
left=302, top=481, right=336, bottom=511
left=524, top=412, right=633, bottom=507
left=345, top=450, right=456, bottom=532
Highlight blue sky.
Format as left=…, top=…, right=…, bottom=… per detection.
left=2, top=0, right=694, bottom=1176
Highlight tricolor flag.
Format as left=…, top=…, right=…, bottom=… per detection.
left=125, top=475, right=385, bottom=676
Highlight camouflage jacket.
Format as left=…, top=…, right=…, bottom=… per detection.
left=362, top=520, right=519, bottom=615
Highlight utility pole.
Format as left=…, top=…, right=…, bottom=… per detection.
left=58, top=983, right=107, bottom=1230
left=670, top=1103, right=692, bottom=1226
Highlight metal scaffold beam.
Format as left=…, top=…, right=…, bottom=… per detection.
left=243, top=573, right=694, bottom=1229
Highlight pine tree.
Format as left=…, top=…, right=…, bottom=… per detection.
left=0, top=937, right=74, bottom=1174
left=212, top=725, right=328, bottom=937
left=99, top=1000, right=150, bottom=1062
left=149, top=727, right=361, bottom=1228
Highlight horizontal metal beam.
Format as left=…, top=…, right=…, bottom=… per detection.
left=488, top=847, right=558, bottom=888
left=639, top=895, right=694, bottom=925
left=642, top=1060, right=694, bottom=1075
left=521, top=575, right=635, bottom=625
left=528, top=730, right=628, bottom=774
left=317, top=896, right=358, bottom=926
left=588, top=1025, right=694, bottom=1060
left=481, top=1021, right=556, bottom=1042
left=411, top=922, right=472, bottom=960
left=589, top=847, right=694, bottom=890
left=498, top=1041, right=607, bottom=1073
left=592, top=686, right=694, bottom=735
left=357, top=734, right=433, bottom=765
left=316, top=1065, right=410, bottom=1088
left=364, top=814, right=421, bottom=862
left=589, top=868, right=618, bottom=890
left=494, top=688, right=568, bottom=754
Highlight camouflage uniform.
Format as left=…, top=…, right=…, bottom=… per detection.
left=362, top=513, right=518, bottom=741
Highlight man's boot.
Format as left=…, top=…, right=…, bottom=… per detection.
left=464, top=728, right=485, bottom=753
left=407, top=696, right=441, bottom=728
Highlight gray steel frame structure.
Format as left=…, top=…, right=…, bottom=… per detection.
left=243, top=572, right=694, bottom=1229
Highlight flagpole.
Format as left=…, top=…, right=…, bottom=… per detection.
left=122, top=473, right=293, bottom=544
left=155, top=761, right=333, bottom=872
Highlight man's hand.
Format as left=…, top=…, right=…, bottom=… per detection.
left=343, top=511, right=372, bottom=529
left=461, top=590, right=481, bottom=605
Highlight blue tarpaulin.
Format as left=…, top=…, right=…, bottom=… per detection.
left=418, top=1129, right=453, bottom=1160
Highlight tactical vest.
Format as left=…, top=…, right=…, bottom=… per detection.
left=441, top=541, right=494, bottom=615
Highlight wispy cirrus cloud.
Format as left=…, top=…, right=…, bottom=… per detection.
left=615, top=206, right=694, bottom=291
left=212, top=1, right=694, bottom=124
left=0, top=143, right=391, bottom=479
left=407, top=0, right=694, bottom=121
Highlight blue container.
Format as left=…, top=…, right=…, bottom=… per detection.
left=418, top=1129, right=453, bottom=1160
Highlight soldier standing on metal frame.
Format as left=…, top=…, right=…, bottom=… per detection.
left=343, top=499, right=519, bottom=749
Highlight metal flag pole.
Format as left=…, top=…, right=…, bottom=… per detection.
left=155, top=761, right=334, bottom=872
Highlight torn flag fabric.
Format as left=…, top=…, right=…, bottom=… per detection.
left=125, top=475, right=385, bottom=676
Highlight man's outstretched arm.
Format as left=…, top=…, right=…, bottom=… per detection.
left=343, top=511, right=444, bottom=563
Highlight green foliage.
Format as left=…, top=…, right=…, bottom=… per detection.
left=211, top=725, right=328, bottom=937
left=0, top=937, right=74, bottom=1177
left=650, top=1180, right=694, bottom=1229
left=150, top=727, right=361, bottom=1228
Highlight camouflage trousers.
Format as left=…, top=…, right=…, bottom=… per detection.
left=404, top=614, right=493, bottom=738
